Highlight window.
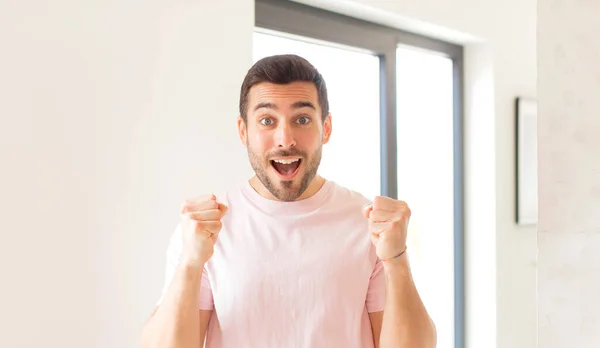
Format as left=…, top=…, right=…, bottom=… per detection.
left=255, top=1, right=464, bottom=347
left=396, top=45, right=456, bottom=347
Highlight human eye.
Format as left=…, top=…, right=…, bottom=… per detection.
left=296, top=116, right=311, bottom=125
left=260, top=117, right=275, bottom=126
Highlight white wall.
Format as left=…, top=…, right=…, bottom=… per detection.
left=296, top=1, right=538, bottom=348
left=0, top=1, right=253, bottom=347
left=538, top=1, right=600, bottom=347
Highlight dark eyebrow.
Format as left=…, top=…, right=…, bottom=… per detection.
left=292, top=101, right=316, bottom=110
left=254, top=102, right=277, bottom=111
left=253, top=101, right=316, bottom=112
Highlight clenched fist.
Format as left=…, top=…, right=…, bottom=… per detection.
left=362, top=196, right=410, bottom=262
left=179, top=194, right=228, bottom=266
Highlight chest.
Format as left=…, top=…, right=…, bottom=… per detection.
left=205, top=209, right=375, bottom=312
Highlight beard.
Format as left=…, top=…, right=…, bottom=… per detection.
left=247, top=142, right=322, bottom=202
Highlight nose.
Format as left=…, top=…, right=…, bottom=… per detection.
left=275, top=123, right=296, bottom=148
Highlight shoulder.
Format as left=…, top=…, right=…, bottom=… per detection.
left=322, top=180, right=373, bottom=221
left=327, top=180, right=372, bottom=209
left=214, top=181, right=246, bottom=207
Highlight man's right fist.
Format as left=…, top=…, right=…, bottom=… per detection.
left=179, top=194, right=228, bottom=266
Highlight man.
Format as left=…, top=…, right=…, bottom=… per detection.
left=140, top=54, right=436, bottom=348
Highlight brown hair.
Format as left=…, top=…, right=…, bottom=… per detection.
left=239, top=54, right=329, bottom=123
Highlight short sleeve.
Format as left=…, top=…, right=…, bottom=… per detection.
left=156, top=224, right=214, bottom=310
left=366, top=257, right=386, bottom=312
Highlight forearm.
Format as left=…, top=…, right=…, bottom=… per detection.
left=379, top=257, right=436, bottom=348
left=141, top=261, right=204, bottom=348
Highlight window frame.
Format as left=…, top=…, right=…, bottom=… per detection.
left=255, top=1, right=465, bottom=347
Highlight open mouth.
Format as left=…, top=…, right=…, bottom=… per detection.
left=271, top=158, right=302, bottom=179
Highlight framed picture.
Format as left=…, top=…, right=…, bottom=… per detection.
left=515, top=97, right=538, bottom=226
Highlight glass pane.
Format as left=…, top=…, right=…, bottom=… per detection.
left=253, top=30, right=381, bottom=199
left=396, top=45, right=455, bottom=348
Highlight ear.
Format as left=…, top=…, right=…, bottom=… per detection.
left=322, top=113, right=332, bottom=144
left=237, top=116, right=247, bottom=146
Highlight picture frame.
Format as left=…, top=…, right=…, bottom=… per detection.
left=515, top=97, right=538, bottom=226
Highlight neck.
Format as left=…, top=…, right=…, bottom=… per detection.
left=249, top=175, right=326, bottom=202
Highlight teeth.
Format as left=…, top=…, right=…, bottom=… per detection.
left=273, top=159, right=299, bottom=164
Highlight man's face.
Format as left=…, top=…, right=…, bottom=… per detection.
left=238, top=81, right=332, bottom=202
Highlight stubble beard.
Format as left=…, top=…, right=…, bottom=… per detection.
left=247, top=141, right=322, bottom=202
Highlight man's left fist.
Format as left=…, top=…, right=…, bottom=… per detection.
left=362, top=196, right=411, bottom=261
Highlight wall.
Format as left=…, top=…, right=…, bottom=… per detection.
left=0, top=1, right=253, bottom=347
left=538, top=1, right=600, bottom=347
left=296, top=1, right=538, bottom=347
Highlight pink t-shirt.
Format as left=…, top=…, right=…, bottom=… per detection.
left=160, top=179, right=386, bottom=347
